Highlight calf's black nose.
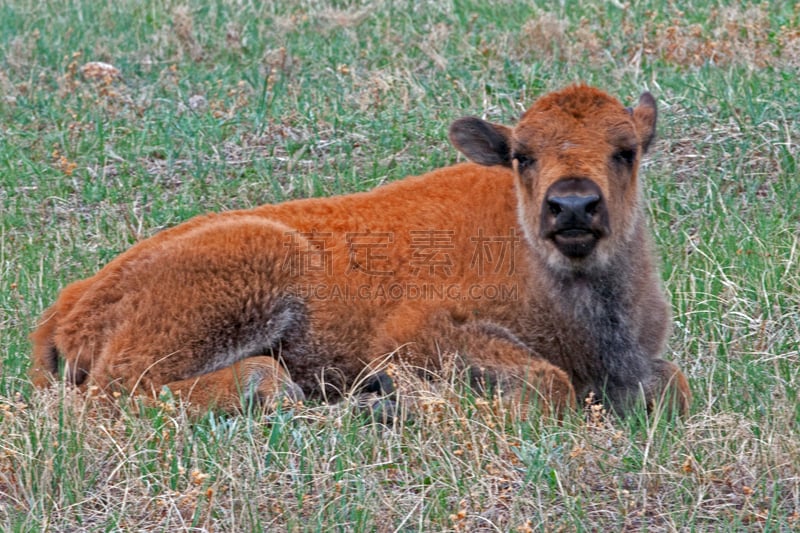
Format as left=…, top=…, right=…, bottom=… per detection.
left=547, top=194, right=600, bottom=219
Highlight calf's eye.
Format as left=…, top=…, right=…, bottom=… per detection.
left=514, top=153, right=536, bottom=170
left=613, top=148, right=636, bottom=166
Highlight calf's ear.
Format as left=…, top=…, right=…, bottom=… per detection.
left=633, top=92, right=658, bottom=154
left=448, top=117, right=513, bottom=167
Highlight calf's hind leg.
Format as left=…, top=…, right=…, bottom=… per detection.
left=158, top=356, right=305, bottom=413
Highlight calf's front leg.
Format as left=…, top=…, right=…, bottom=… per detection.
left=645, top=358, right=691, bottom=417
left=375, top=308, right=576, bottom=418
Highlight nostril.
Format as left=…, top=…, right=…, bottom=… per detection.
left=548, top=199, right=563, bottom=216
left=585, top=197, right=600, bottom=215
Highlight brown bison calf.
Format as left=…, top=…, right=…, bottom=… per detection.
left=30, top=85, right=690, bottom=417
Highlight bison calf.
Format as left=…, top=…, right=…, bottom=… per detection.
left=30, top=85, right=690, bottom=417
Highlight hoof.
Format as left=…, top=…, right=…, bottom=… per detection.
left=358, top=370, right=396, bottom=396
left=351, top=395, right=400, bottom=425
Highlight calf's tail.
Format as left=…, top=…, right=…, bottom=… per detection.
left=29, top=306, right=62, bottom=387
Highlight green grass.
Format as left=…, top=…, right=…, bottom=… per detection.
left=2, top=0, right=799, bottom=530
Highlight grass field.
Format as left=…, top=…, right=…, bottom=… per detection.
left=1, top=0, right=798, bottom=530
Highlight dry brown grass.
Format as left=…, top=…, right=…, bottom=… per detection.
left=2, top=370, right=798, bottom=531
left=509, top=5, right=800, bottom=70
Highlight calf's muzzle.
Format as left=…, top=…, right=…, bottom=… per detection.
left=541, top=178, right=609, bottom=259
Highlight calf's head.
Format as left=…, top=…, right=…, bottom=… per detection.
left=449, top=85, right=657, bottom=274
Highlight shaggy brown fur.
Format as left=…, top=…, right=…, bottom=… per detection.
left=30, top=85, right=690, bottom=417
